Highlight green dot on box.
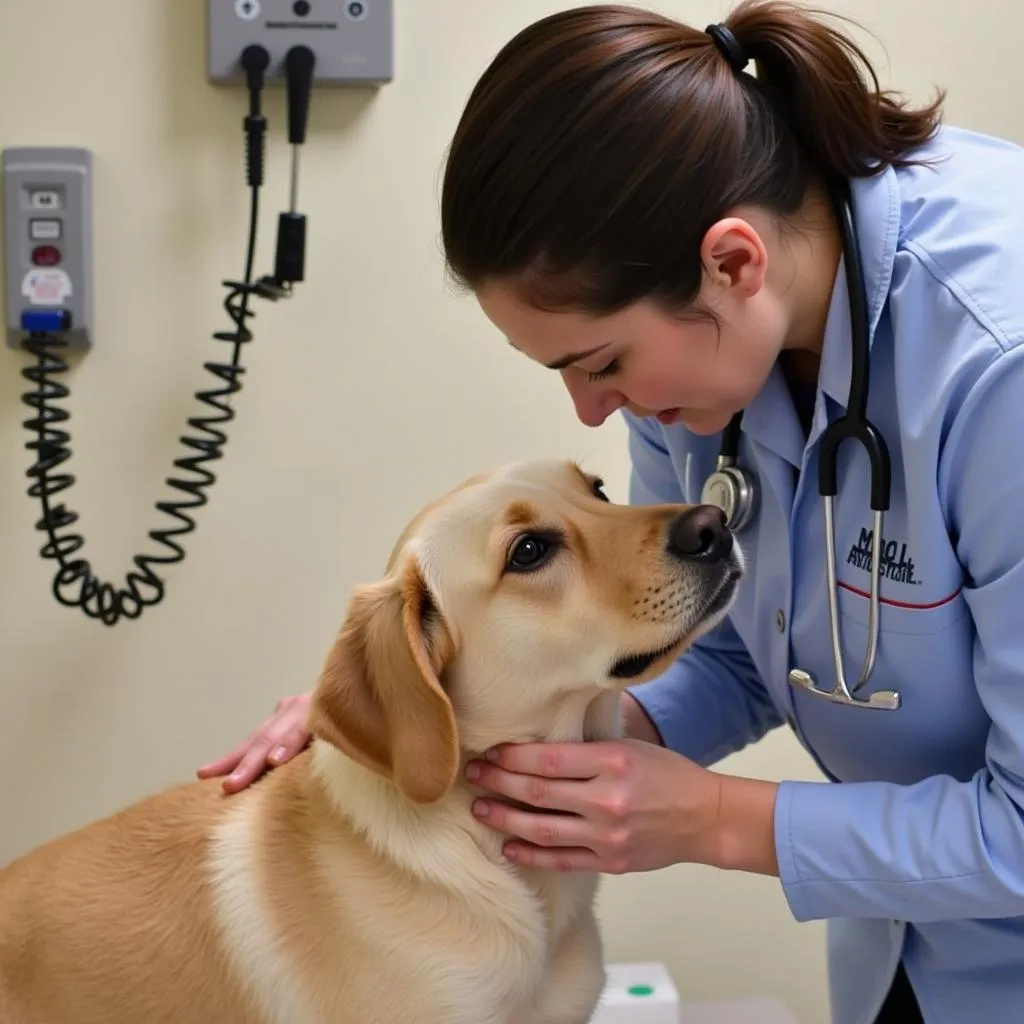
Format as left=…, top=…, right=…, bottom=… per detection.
left=627, top=984, right=654, bottom=996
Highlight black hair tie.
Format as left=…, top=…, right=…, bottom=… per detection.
left=705, top=23, right=749, bottom=73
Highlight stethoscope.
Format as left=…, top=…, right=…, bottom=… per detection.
left=701, top=181, right=901, bottom=711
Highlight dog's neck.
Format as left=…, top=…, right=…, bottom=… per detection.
left=310, top=690, right=623, bottom=892
left=462, top=683, right=624, bottom=755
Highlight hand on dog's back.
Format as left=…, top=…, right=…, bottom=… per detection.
left=196, top=694, right=312, bottom=793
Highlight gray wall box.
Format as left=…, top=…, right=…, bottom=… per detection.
left=2, top=147, right=94, bottom=350
left=207, top=0, right=393, bottom=85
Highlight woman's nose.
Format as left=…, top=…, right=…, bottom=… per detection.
left=562, top=374, right=625, bottom=427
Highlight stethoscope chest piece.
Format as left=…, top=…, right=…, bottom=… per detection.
left=700, top=411, right=758, bottom=533
left=701, top=461, right=757, bottom=533
left=788, top=667, right=901, bottom=710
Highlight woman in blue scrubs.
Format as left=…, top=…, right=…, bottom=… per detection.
left=198, top=3, right=1024, bottom=1021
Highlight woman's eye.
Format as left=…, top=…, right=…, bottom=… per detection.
left=507, top=533, right=559, bottom=573
left=587, top=359, right=620, bottom=382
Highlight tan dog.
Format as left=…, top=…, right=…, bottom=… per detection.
left=0, top=459, right=742, bottom=1024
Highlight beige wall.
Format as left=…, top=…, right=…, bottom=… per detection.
left=1, top=3, right=1020, bottom=1021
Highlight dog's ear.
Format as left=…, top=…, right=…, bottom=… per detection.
left=308, top=555, right=459, bottom=804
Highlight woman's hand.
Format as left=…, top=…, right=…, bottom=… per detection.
left=465, top=736, right=779, bottom=877
left=196, top=694, right=312, bottom=793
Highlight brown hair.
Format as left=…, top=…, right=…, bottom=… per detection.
left=440, top=0, right=944, bottom=315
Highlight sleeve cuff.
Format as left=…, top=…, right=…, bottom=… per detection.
left=773, top=774, right=1013, bottom=924
left=773, top=780, right=819, bottom=922
left=773, top=778, right=895, bottom=923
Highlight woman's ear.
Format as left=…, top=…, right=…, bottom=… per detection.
left=700, top=216, right=768, bottom=298
left=307, top=557, right=459, bottom=804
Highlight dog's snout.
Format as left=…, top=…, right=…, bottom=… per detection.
left=667, top=505, right=732, bottom=564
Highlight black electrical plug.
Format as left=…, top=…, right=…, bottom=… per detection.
left=285, top=45, right=316, bottom=145
left=240, top=44, right=270, bottom=189
left=241, top=43, right=269, bottom=113
left=271, top=45, right=316, bottom=287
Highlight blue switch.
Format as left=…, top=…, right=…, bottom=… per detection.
left=20, top=308, right=71, bottom=333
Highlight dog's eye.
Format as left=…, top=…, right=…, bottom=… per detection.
left=507, top=533, right=558, bottom=573
left=592, top=478, right=610, bottom=502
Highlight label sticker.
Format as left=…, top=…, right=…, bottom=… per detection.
left=29, top=189, right=62, bottom=211
left=30, top=219, right=62, bottom=241
left=22, top=268, right=73, bottom=306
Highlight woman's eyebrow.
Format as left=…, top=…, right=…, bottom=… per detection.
left=505, top=338, right=611, bottom=370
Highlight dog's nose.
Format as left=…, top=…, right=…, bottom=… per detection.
left=667, top=505, right=732, bottom=563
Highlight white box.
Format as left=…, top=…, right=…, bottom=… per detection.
left=590, top=962, right=680, bottom=1023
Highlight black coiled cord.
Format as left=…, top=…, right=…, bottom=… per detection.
left=20, top=189, right=270, bottom=625
left=19, top=46, right=280, bottom=626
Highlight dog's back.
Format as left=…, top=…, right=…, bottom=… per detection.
left=0, top=747, right=599, bottom=1024
left=0, top=779, right=262, bottom=1024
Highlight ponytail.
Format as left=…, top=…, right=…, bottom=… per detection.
left=441, top=2, right=945, bottom=315
left=727, top=0, right=944, bottom=177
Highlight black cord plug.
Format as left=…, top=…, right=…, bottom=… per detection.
left=240, top=44, right=270, bottom=189
left=285, top=45, right=316, bottom=146
left=269, top=45, right=316, bottom=288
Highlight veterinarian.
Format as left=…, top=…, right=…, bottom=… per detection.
left=198, top=3, right=1024, bottom=1021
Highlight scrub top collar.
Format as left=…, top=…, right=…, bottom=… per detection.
left=737, top=165, right=903, bottom=471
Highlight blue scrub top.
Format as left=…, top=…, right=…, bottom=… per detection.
left=625, top=124, right=1024, bottom=1024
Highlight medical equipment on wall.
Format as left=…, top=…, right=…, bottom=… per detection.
left=2, top=2, right=393, bottom=627
left=701, top=180, right=900, bottom=711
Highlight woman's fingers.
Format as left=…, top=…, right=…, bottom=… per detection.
left=268, top=726, right=312, bottom=766
left=195, top=743, right=248, bottom=780
left=480, top=741, right=604, bottom=780
left=220, top=738, right=277, bottom=793
left=466, top=759, right=590, bottom=815
left=472, top=799, right=591, bottom=850
left=196, top=695, right=313, bottom=793
left=501, top=841, right=605, bottom=872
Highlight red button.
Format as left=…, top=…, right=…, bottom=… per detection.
left=31, top=245, right=61, bottom=266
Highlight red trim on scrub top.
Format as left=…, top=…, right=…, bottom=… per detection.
left=837, top=580, right=964, bottom=610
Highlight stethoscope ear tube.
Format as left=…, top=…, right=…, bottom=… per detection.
left=818, top=185, right=892, bottom=511
left=795, top=189, right=899, bottom=709
left=817, top=418, right=892, bottom=510
left=704, top=183, right=900, bottom=711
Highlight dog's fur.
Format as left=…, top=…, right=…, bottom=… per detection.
left=0, top=459, right=742, bottom=1024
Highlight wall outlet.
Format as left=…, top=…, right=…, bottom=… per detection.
left=207, top=0, right=393, bottom=86
left=2, top=147, right=94, bottom=350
